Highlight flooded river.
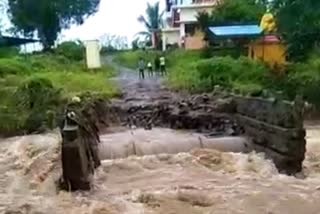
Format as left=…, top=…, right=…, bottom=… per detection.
left=1, top=124, right=320, bottom=214
left=1, top=58, right=319, bottom=213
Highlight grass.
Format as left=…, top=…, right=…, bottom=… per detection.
left=32, top=71, right=118, bottom=97
left=0, top=54, right=118, bottom=97
left=0, top=53, right=119, bottom=135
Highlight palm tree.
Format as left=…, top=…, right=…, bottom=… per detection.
left=137, top=1, right=163, bottom=49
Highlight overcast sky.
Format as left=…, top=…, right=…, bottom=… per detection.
left=61, top=0, right=163, bottom=42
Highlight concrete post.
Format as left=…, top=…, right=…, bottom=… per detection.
left=162, top=33, right=167, bottom=51
left=84, top=40, right=101, bottom=70
left=59, top=111, right=94, bottom=191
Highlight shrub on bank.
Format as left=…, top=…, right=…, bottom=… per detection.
left=0, top=47, right=20, bottom=58
left=200, top=46, right=245, bottom=59
left=192, top=56, right=267, bottom=94
left=278, top=61, right=320, bottom=107
left=0, top=57, right=32, bottom=76
left=55, top=41, right=85, bottom=61
left=15, top=77, right=64, bottom=133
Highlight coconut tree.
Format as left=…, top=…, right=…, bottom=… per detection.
left=137, top=1, right=163, bottom=49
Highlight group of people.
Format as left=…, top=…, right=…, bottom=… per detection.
left=138, top=55, right=166, bottom=79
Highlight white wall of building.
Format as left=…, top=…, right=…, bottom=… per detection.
left=85, top=40, right=101, bottom=69
left=162, top=30, right=180, bottom=50
left=179, top=6, right=214, bottom=23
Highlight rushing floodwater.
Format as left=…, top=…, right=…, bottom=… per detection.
left=0, top=124, right=320, bottom=214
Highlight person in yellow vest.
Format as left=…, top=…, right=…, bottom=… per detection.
left=160, top=55, right=166, bottom=76
left=147, top=61, right=153, bottom=77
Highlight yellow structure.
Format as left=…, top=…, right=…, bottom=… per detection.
left=248, top=12, right=286, bottom=67
left=248, top=36, right=286, bottom=66
left=260, top=12, right=276, bottom=33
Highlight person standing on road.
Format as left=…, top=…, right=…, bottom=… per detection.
left=160, top=55, right=166, bottom=76
left=147, top=61, right=153, bottom=77
left=154, top=56, right=160, bottom=76
left=138, top=57, right=145, bottom=79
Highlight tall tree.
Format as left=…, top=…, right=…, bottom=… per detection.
left=137, top=1, right=163, bottom=49
left=201, top=0, right=266, bottom=26
left=274, top=0, right=320, bottom=61
left=197, top=0, right=266, bottom=45
left=7, top=0, right=100, bottom=50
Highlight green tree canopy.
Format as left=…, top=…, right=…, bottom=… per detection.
left=274, top=0, right=320, bottom=61
left=198, top=0, right=266, bottom=29
left=197, top=0, right=267, bottom=46
left=8, top=0, right=100, bottom=49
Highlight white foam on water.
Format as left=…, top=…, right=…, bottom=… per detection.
left=0, top=126, right=320, bottom=213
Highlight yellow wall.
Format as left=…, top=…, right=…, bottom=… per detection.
left=185, top=30, right=206, bottom=50
left=248, top=42, right=286, bottom=66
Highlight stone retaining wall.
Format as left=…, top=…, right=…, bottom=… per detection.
left=234, top=96, right=306, bottom=174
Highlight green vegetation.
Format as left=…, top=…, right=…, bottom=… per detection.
left=114, top=49, right=320, bottom=109
left=8, top=0, right=100, bottom=49
left=274, top=0, right=320, bottom=61
left=56, top=41, right=85, bottom=61
left=0, top=50, right=118, bottom=136
left=197, top=0, right=266, bottom=28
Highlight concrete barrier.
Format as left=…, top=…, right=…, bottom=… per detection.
left=99, top=133, right=248, bottom=160
left=234, top=95, right=306, bottom=174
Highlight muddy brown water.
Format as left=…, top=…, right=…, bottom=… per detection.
left=1, top=63, right=320, bottom=213
left=1, top=125, right=320, bottom=213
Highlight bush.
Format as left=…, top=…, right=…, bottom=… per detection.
left=201, top=46, right=245, bottom=59
left=0, top=57, right=32, bottom=76
left=166, top=50, right=203, bottom=91
left=279, top=61, right=320, bottom=107
left=196, top=56, right=267, bottom=91
left=29, top=54, right=80, bottom=73
left=0, top=53, right=118, bottom=135
left=55, top=41, right=85, bottom=61
left=15, top=77, right=64, bottom=133
left=0, top=47, right=20, bottom=58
